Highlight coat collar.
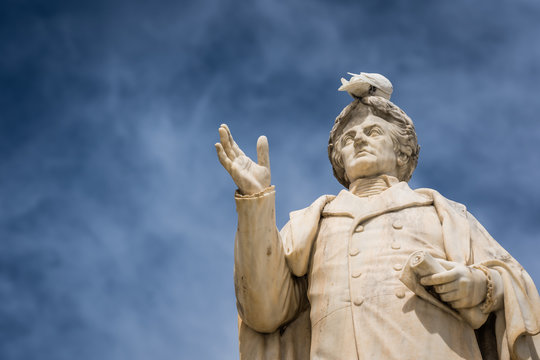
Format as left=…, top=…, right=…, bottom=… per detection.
left=322, top=182, right=433, bottom=224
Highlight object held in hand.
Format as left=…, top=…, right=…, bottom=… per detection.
left=409, top=251, right=447, bottom=301
left=410, top=251, right=446, bottom=275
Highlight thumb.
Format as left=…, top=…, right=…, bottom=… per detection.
left=257, top=136, right=270, bottom=169
left=436, top=259, right=459, bottom=271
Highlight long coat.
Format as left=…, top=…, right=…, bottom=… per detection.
left=233, top=182, right=540, bottom=360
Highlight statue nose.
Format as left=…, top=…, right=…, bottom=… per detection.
left=354, top=133, right=368, bottom=147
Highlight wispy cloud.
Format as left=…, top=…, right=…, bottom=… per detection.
left=0, top=0, right=539, bottom=359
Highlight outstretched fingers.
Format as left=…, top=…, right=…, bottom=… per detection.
left=257, top=136, right=270, bottom=169
left=215, top=143, right=233, bottom=173
left=222, top=124, right=245, bottom=157
left=219, top=125, right=236, bottom=160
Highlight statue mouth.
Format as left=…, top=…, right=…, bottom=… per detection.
left=354, top=149, right=372, bottom=157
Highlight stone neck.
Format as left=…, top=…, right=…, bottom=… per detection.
left=349, top=175, right=399, bottom=198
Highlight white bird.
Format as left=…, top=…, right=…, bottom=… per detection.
left=338, top=72, right=393, bottom=100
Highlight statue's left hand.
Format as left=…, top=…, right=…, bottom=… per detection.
left=420, top=260, right=487, bottom=309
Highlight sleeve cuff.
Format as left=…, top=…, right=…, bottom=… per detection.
left=235, top=186, right=275, bottom=199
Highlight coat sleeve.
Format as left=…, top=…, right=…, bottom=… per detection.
left=234, top=186, right=307, bottom=333
left=467, top=212, right=540, bottom=360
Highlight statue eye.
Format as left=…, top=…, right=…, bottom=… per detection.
left=342, top=134, right=354, bottom=145
left=368, top=128, right=382, bottom=137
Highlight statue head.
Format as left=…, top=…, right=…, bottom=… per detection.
left=328, top=95, right=420, bottom=188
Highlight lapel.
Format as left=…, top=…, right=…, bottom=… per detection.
left=322, top=182, right=433, bottom=224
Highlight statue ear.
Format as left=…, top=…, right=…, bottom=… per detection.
left=397, top=153, right=408, bottom=167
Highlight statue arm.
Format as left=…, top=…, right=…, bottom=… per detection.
left=215, top=124, right=305, bottom=333
left=234, top=187, right=307, bottom=333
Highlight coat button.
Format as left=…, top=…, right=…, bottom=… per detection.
left=349, top=248, right=360, bottom=256
left=392, top=221, right=403, bottom=230
left=393, top=263, right=403, bottom=271
left=351, top=270, right=362, bottom=278
left=395, top=289, right=406, bottom=298
left=353, top=296, right=364, bottom=306
left=391, top=242, right=401, bottom=250
left=354, top=225, right=364, bottom=233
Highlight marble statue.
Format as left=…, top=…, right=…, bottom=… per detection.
left=215, top=73, right=540, bottom=360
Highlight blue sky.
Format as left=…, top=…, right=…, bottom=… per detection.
left=1, top=0, right=539, bottom=359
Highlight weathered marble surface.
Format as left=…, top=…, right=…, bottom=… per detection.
left=216, top=73, right=540, bottom=360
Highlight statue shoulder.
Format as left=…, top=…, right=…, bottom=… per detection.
left=414, top=187, right=467, bottom=216
left=288, top=194, right=336, bottom=220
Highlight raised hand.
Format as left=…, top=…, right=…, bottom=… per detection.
left=420, top=260, right=487, bottom=309
left=215, top=124, right=271, bottom=195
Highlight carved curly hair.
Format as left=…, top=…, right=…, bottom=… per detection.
left=328, top=96, right=420, bottom=188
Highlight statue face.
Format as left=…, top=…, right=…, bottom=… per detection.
left=339, top=112, right=398, bottom=183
